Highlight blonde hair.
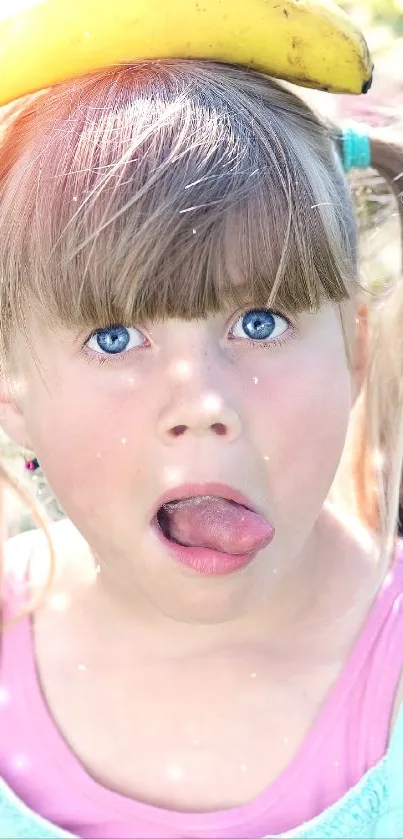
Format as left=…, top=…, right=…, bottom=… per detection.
left=336, top=131, right=403, bottom=554
left=0, top=62, right=356, bottom=343
left=0, top=60, right=400, bottom=564
left=0, top=462, right=55, bottom=623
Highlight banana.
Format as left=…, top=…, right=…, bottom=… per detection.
left=0, top=0, right=373, bottom=107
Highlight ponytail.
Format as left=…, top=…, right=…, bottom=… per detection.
left=342, top=126, right=403, bottom=557
left=0, top=461, right=56, bottom=626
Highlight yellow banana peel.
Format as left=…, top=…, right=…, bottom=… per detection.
left=0, top=0, right=373, bottom=107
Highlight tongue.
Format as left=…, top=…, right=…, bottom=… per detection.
left=159, top=496, right=273, bottom=555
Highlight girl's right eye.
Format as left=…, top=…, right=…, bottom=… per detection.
left=86, top=325, right=148, bottom=355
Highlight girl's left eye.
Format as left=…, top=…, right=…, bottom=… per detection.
left=229, top=309, right=290, bottom=342
left=86, top=325, right=147, bottom=355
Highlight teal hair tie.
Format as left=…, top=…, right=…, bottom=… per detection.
left=342, top=123, right=371, bottom=172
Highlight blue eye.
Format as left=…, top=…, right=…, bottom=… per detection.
left=86, top=325, right=146, bottom=355
left=230, top=309, right=289, bottom=342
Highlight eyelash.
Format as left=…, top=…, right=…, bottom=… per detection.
left=80, top=339, right=150, bottom=367
left=227, top=309, right=294, bottom=349
left=236, top=332, right=293, bottom=350
left=81, top=311, right=295, bottom=365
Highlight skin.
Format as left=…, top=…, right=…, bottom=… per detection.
left=0, top=300, right=385, bottom=812
left=5, top=304, right=356, bottom=619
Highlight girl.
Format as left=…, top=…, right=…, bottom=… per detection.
left=0, top=54, right=402, bottom=839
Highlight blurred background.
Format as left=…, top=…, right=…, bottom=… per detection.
left=1, top=0, right=402, bottom=535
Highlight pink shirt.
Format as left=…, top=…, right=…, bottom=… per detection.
left=1, top=545, right=403, bottom=839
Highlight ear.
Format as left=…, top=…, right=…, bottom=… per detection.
left=0, top=379, right=33, bottom=450
left=352, top=301, right=368, bottom=396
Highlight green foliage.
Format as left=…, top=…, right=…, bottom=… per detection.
left=340, top=0, right=403, bottom=35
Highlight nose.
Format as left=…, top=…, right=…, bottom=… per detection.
left=157, top=390, right=242, bottom=444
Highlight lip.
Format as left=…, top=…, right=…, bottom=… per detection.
left=152, top=524, right=259, bottom=576
left=150, top=481, right=262, bottom=521
left=150, top=482, right=274, bottom=577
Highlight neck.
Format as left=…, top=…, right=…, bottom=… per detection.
left=76, top=506, right=381, bottom=658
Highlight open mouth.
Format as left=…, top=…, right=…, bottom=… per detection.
left=154, top=494, right=274, bottom=556
left=157, top=503, right=184, bottom=545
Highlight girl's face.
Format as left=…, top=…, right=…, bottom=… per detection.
left=8, top=302, right=355, bottom=621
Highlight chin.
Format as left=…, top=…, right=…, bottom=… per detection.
left=137, top=541, right=271, bottom=625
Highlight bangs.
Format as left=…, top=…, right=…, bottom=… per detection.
left=0, top=61, right=357, bottom=339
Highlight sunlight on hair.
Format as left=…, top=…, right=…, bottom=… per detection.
left=0, top=61, right=356, bottom=356
left=372, top=449, right=385, bottom=471
left=324, top=498, right=376, bottom=555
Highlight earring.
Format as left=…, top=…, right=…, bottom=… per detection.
left=23, top=453, right=65, bottom=521
left=24, top=456, right=40, bottom=473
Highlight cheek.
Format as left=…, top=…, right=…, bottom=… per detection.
left=22, top=372, right=151, bottom=512
left=245, top=348, right=352, bottom=502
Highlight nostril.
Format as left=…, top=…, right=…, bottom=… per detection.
left=170, top=425, right=187, bottom=437
left=211, top=423, right=227, bottom=436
